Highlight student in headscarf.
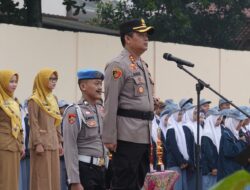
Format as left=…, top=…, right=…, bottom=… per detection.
left=0, top=70, right=24, bottom=190
left=157, top=105, right=174, bottom=170
left=218, top=98, right=231, bottom=129
left=28, top=68, right=63, bottom=190
left=200, top=99, right=211, bottom=116
left=238, top=106, right=250, bottom=145
left=180, top=99, right=197, bottom=190
left=182, top=107, right=205, bottom=145
left=218, top=98, right=231, bottom=111
left=201, top=108, right=223, bottom=190
left=166, top=103, right=190, bottom=190
left=217, top=109, right=248, bottom=181
left=238, top=106, right=250, bottom=173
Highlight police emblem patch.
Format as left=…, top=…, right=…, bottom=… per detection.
left=112, top=68, right=122, bottom=80
left=68, top=114, right=76, bottom=124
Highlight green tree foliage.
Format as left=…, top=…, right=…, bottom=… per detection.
left=0, top=0, right=99, bottom=26
left=94, top=0, right=250, bottom=49
left=0, top=0, right=27, bottom=25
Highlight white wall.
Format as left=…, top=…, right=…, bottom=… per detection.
left=1, top=24, right=250, bottom=107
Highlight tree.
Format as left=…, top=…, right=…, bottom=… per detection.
left=0, top=0, right=27, bottom=25
left=93, top=0, right=250, bottom=50
left=0, top=0, right=99, bottom=26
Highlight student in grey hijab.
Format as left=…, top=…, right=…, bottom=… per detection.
left=201, top=108, right=223, bottom=190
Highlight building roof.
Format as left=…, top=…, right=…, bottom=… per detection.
left=42, top=14, right=119, bottom=36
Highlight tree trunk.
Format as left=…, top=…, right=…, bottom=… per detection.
left=27, top=0, right=42, bottom=27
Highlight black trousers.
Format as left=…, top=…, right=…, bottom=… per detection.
left=111, top=140, right=150, bottom=190
left=69, top=161, right=105, bottom=190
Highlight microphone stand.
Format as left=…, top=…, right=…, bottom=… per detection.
left=175, top=64, right=250, bottom=190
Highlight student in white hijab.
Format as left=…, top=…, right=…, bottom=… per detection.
left=166, top=103, right=190, bottom=190
left=179, top=99, right=198, bottom=190
left=182, top=107, right=205, bottom=144
left=201, top=108, right=223, bottom=190
left=217, top=109, right=248, bottom=181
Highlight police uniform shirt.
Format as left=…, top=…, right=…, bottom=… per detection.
left=63, top=99, right=104, bottom=184
left=103, top=48, right=154, bottom=144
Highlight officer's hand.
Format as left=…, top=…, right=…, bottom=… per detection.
left=59, top=143, right=64, bottom=156
left=105, top=143, right=117, bottom=152
left=70, top=183, right=84, bottom=190
left=35, top=144, right=44, bottom=155
left=20, top=148, right=25, bottom=159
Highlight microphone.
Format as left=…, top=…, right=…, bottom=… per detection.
left=163, top=53, right=194, bottom=67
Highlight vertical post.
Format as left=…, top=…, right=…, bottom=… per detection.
left=26, top=0, right=42, bottom=27
left=195, top=82, right=203, bottom=190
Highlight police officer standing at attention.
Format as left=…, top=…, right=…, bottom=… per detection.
left=103, top=18, right=155, bottom=190
left=63, top=70, right=106, bottom=190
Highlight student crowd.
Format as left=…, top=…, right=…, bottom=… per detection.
left=152, top=97, right=250, bottom=190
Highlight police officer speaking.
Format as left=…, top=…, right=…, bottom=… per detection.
left=103, top=18, right=155, bottom=190
left=63, top=70, right=106, bottom=190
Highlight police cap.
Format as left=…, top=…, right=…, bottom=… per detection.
left=120, top=18, right=154, bottom=36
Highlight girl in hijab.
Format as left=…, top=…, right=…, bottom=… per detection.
left=166, top=103, right=190, bottom=190
left=157, top=107, right=173, bottom=170
left=181, top=105, right=198, bottom=190
left=201, top=108, right=223, bottom=190
left=0, top=70, right=24, bottom=190
left=29, top=69, right=63, bottom=190
left=217, top=109, right=248, bottom=181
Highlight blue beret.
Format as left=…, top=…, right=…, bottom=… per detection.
left=77, top=69, right=104, bottom=80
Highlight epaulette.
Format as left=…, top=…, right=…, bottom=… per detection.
left=64, top=104, right=75, bottom=114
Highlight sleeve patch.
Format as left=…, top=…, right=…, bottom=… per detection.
left=68, top=114, right=77, bottom=124
left=112, top=67, right=122, bottom=80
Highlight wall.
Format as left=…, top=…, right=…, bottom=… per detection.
left=0, top=24, right=250, bottom=107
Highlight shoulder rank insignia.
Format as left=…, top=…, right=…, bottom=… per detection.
left=112, top=67, right=122, bottom=80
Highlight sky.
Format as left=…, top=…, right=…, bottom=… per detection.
left=13, top=0, right=66, bottom=16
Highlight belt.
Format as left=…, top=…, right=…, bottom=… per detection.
left=117, top=108, right=154, bottom=121
left=78, top=155, right=105, bottom=167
